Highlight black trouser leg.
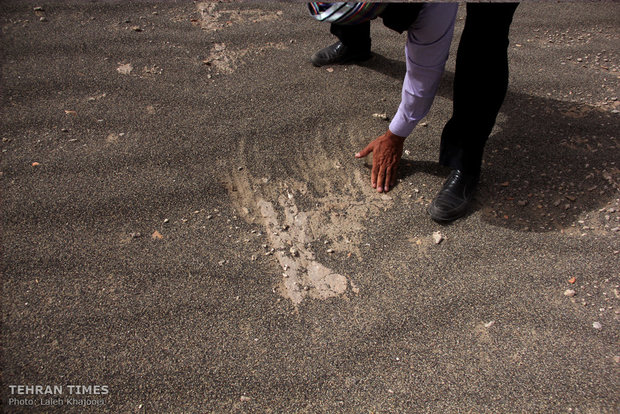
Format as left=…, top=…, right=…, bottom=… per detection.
left=439, top=3, right=519, bottom=176
left=330, top=21, right=371, bottom=52
left=328, top=3, right=423, bottom=52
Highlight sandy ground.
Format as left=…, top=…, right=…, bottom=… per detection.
left=1, top=1, right=619, bottom=412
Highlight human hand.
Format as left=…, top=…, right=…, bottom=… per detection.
left=355, top=129, right=405, bottom=193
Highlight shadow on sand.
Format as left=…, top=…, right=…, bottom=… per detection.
left=358, top=53, right=619, bottom=233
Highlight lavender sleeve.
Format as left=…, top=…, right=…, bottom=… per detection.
left=388, top=4, right=458, bottom=138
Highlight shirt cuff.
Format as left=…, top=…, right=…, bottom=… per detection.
left=389, top=106, right=418, bottom=138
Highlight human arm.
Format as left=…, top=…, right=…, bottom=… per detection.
left=355, top=4, right=457, bottom=192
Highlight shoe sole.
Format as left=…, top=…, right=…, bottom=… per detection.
left=427, top=202, right=469, bottom=223
left=311, top=53, right=372, bottom=67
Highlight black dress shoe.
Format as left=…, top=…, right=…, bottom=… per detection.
left=428, top=169, right=479, bottom=222
left=311, top=41, right=371, bottom=67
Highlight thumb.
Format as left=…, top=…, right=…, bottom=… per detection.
left=355, top=142, right=374, bottom=158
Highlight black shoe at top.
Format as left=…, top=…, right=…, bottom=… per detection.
left=311, top=41, right=371, bottom=67
left=428, top=169, right=479, bottom=222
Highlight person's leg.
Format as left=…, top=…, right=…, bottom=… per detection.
left=429, top=3, right=518, bottom=222
left=330, top=21, right=371, bottom=51
left=311, top=21, right=371, bottom=67
left=439, top=3, right=519, bottom=175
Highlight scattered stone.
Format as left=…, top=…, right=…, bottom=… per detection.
left=39, top=16, right=48, bottom=22
left=130, top=232, right=142, bottom=238
left=592, top=322, right=602, bottom=330
left=240, top=395, right=251, bottom=402
left=290, top=247, right=299, bottom=257
left=237, top=166, right=244, bottom=171
left=564, top=289, right=576, bottom=297
left=419, top=122, right=428, bottom=127
left=218, top=260, right=226, bottom=266
left=251, top=255, right=257, bottom=261
left=614, top=356, right=620, bottom=364
left=206, top=215, right=213, bottom=220
left=117, top=63, right=133, bottom=75
left=517, top=200, right=528, bottom=206
left=327, top=249, right=334, bottom=254
left=151, top=230, right=163, bottom=240
left=484, top=321, right=495, bottom=328
left=131, top=25, right=142, bottom=32
left=372, top=113, right=389, bottom=121
left=432, top=231, right=444, bottom=245
left=163, top=218, right=169, bottom=223
left=34, top=6, right=44, bottom=11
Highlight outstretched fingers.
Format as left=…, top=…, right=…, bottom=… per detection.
left=355, top=142, right=374, bottom=159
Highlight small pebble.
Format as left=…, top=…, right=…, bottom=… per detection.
left=432, top=231, right=444, bottom=245
left=592, top=322, right=602, bottom=330
left=564, top=289, right=576, bottom=297
left=290, top=247, right=299, bottom=257
left=163, top=218, right=169, bottom=223
left=327, top=249, right=334, bottom=254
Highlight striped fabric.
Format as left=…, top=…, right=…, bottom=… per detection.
left=308, top=2, right=387, bottom=25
